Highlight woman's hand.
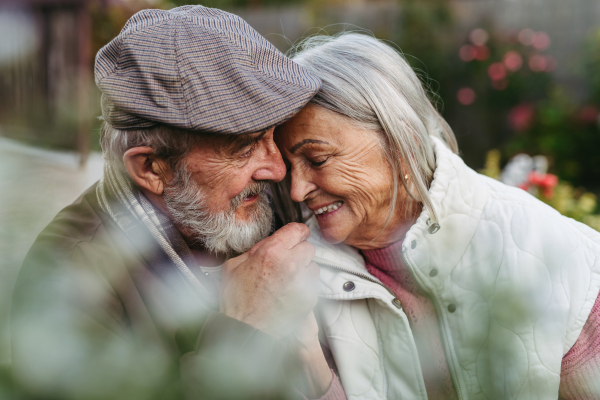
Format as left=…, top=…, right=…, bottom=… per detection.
left=288, top=312, right=333, bottom=399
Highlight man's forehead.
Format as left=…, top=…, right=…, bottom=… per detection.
left=195, top=129, right=269, bottom=154
left=228, top=130, right=268, bottom=151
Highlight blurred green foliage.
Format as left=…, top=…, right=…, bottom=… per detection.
left=506, top=88, right=600, bottom=190
left=498, top=25, right=600, bottom=190
left=583, top=28, right=600, bottom=104
left=380, top=0, right=600, bottom=193
left=7, top=0, right=599, bottom=193
left=393, top=0, right=455, bottom=104
left=405, top=5, right=600, bottom=192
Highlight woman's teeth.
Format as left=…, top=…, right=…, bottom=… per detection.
left=314, top=201, right=343, bottom=215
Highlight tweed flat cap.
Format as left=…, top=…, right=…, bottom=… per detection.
left=95, top=5, right=321, bottom=133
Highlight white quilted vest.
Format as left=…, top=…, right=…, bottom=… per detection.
left=309, top=138, right=600, bottom=400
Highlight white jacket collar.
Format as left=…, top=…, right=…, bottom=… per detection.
left=307, top=216, right=392, bottom=299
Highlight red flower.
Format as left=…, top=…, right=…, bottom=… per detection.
left=528, top=171, right=558, bottom=198
left=578, top=105, right=599, bottom=124
left=508, top=104, right=535, bottom=132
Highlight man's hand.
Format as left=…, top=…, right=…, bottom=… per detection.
left=220, top=223, right=319, bottom=338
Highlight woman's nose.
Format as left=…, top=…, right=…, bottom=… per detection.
left=290, top=167, right=318, bottom=202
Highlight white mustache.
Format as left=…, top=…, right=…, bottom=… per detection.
left=230, top=181, right=269, bottom=211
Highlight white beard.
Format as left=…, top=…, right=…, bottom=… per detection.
left=162, top=169, right=273, bottom=256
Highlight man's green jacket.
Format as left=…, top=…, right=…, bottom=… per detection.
left=11, top=184, right=292, bottom=400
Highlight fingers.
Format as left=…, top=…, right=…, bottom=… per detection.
left=231, top=225, right=315, bottom=279
left=287, top=241, right=316, bottom=268
left=247, top=223, right=308, bottom=256
left=265, top=223, right=310, bottom=250
left=247, top=223, right=314, bottom=276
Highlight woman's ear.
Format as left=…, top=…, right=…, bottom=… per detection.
left=123, top=147, right=168, bottom=195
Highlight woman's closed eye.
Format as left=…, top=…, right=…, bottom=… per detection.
left=310, top=157, right=329, bottom=167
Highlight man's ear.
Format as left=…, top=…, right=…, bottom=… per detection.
left=123, top=147, right=169, bottom=195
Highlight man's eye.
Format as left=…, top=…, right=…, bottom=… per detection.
left=240, top=145, right=254, bottom=158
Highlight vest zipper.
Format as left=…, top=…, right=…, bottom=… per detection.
left=401, top=250, right=465, bottom=400
left=314, top=259, right=429, bottom=399
left=313, top=260, right=398, bottom=300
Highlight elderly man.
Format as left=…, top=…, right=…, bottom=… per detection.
left=10, top=6, right=334, bottom=400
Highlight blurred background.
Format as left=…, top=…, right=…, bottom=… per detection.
left=1, top=0, right=600, bottom=396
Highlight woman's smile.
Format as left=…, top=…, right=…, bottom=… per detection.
left=310, top=200, right=344, bottom=218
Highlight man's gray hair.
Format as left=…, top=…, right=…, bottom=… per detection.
left=287, top=32, right=458, bottom=224
left=100, top=121, right=201, bottom=174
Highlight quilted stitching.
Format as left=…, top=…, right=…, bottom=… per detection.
left=311, top=137, right=600, bottom=400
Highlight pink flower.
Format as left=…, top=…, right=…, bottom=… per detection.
left=503, top=51, right=523, bottom=72
left=474, top=45, right=490, bottom=61
left=532, top=32, right=551, bottom=50
left=578, top=105, right=599, bottom=124
left=469, top=28, right=489, bottom=46
left=457, top=88, right=476, bottom=105
left=529, top=55, right=547, bottom=72
left=508, top=104, right=535, bottom=132
left=488, top=63, right=506, bottom=80
left=518, top=29, right=535, bottom=46
left=459, top=45, right=477, bottom=62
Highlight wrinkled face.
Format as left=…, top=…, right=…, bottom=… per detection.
left=275, top=105, right=396, bottom=247
left=184, top=128, right=284, bottom=219
left=163, top=128, right=285, bottom=254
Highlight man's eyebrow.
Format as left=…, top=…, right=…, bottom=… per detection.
left=290, top=139, right=329, bottom=153
left=230, top=130, right=268, bottom=153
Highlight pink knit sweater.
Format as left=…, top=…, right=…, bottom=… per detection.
left=360, top=240, right=600, bottom=400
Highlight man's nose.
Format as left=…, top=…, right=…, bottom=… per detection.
left=251, top=133, right=286, bottom=182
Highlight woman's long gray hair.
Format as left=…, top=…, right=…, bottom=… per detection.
left=272, top=32, right=458, bottom=227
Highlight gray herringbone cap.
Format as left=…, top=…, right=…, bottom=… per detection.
left=95, top=5, right=321, bottom=133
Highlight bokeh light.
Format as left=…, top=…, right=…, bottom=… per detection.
left=457, top=87, right=476, bottom=105
left=459, top=44, right=477, bottom=62
left=529, top=54, right=547, bottom=72
left=469, top=28, right=489, bottom=46
left=508, top=103, right=535, bottom=131
left=474, top=45, right=490, bottom=61
left=503, top=51, right=523, bottom=72
left=518, top=28, right=535, bottom=45
left=532, top=32, right=551, bottom=50
left=488, top=62, right=507, bottom=81
left=578, top=105, right=599, bottom=124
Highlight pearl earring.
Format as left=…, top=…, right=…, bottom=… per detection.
left=404, top=174, right=409, bottom=181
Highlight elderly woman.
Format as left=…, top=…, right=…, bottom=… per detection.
left=274, top=34, right=600, bottom=400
